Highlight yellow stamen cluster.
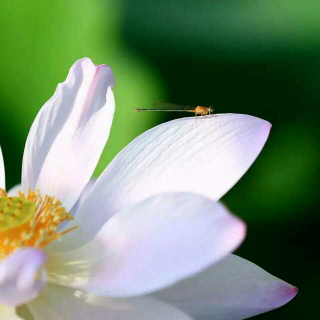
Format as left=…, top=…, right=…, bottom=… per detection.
left=0, top=188, right=76, bottom=259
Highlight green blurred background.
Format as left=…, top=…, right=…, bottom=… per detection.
left=0, top=0, right=319, bottom=318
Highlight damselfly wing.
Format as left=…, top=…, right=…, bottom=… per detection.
left=134, top=102, right=213, bottom=116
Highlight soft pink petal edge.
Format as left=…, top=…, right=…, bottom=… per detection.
left=46, top=193, right=246, bottom=297
left=153, top=254, right=297, bottom=320
left=21, top=58, right=115, bottom=211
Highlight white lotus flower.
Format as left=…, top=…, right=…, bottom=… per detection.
left=0, top=58, right=297, bottom=320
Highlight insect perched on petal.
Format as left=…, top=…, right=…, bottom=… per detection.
left=0, top=58, right=296, bottom=319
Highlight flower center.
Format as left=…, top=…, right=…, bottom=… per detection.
left=0, top=188, right=76, bottom=259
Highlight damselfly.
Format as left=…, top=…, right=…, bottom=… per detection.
left=134, top=102, right=214, bottom=116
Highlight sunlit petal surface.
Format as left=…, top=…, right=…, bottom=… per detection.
left=46, top=193, right=245, bottom=297
left=59, top=114, right=270, bottom=249
left=27, top=283, right=193, bottom=320
left=0, top=249, right=46, bottom=306
left=70, top=179, right=96, bottom=218
left=21, top=58, right=115, bottom=211
left=153, top=254, right=298, bottom=320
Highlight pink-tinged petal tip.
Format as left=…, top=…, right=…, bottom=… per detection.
left=22, top=57, right=115, bottom=213
left=154, top=254, right=296, bottom=320
left=272, top=283, right=298, bottom=307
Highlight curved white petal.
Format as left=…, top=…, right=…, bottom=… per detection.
left=70, top=179, right=96, bottom=217
left=0, top=305, right=26, bottom=320
left=7, top=184, right=22, bottom=197
left=27, top=284, right=192, bottom=320
left=22, top=58, right=115, bottom=211
left=47, top=179, right=97, bottom=237
left=153, top=254, right=298, bottom=320
left=72, top=114, right=270, bottom=244
left=0, top=249, right=46, bottom=306
left=0, top=147, right=5, bottom=190
left=46, top=193, right=245, bottom=297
